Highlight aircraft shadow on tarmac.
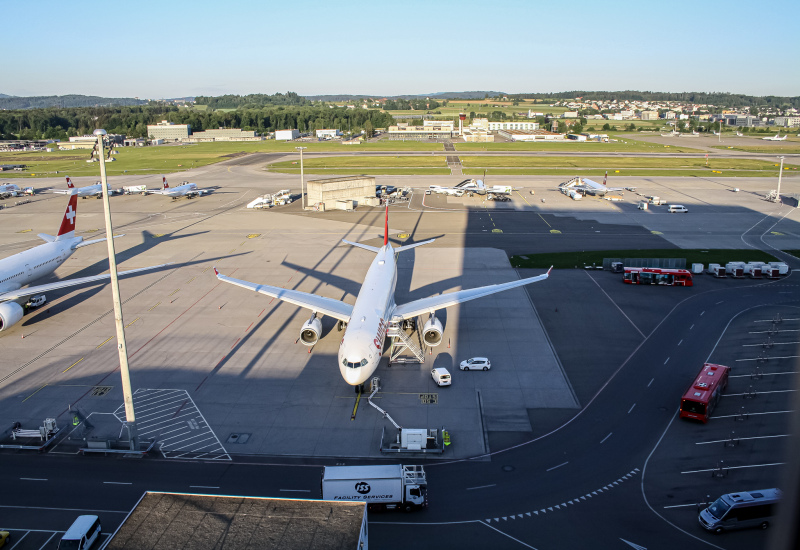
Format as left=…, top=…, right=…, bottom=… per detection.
left=18, top=229, right=249, bottom=329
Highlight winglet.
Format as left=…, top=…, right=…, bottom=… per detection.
left=384, top=203, right=389, bottom=247
left=213, top=267, right=220, bottom=277
left=547, top=266, right=553, bottom=276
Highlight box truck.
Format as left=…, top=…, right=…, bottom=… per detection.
left=321, top=464, right=427, bottom=512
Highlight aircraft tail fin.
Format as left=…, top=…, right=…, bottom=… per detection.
left=163, top=176, right=169, bottom=189
left=55, top=194, right=78, bottom=240
left=66, top=176, right=74, bottom=189
left=602, top=171, right=607, bottom=186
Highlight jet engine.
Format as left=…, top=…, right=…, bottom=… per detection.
left=300, top=317, right=322, bottom=346
left=0, top=302, right=24, bottom=332
left=422, top=316, right=443, bottom=347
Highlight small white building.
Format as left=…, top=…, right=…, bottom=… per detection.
left=316, top=129, right=342, bottom=139
left=498, top=129, right=564, bottom=141
left=488, top=121, right=540, bottom=131
left=275, top=129, right=300, bottom=141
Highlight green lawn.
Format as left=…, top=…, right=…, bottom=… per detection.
left=269, top=168, right=451, bottom=175
left=271, top=156, right=447, bottom=168
left=711, top=145, right=800, bottom=154
left=455, top=138, right=703, bottom=153
left=461, top=156, right=795, bottom=170
left=511, top=249, right=780, bottom=269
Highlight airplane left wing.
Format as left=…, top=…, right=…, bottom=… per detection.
left=214, top=269, right=353, bottom=323
left=0, top=264, right=170, bottom=302
left=391, top=267, right=551, bottom=321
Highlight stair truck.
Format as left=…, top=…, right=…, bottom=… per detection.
left=321, top=464, right=427, bottom=512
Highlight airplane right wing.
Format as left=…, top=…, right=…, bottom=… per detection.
left=214, top=268, right=353, bottom=323
left=0, top=264, right=170, bottom=302
left=391, top=268, right=551, bottom=321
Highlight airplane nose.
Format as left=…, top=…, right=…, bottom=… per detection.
left=344, top=367, right=364, bottom=386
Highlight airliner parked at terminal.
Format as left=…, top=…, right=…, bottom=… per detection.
left=215, top=206, right=551, bottom=387
left=762, top=134, right=787, bottom=141
left=148, top=177, right=210, bottom=199
left=52, top=176, right=113, bottom=198
left=0, top=194, right=165, bottom=331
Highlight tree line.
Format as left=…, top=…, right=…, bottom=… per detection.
left=0, top=104, right=395, bottom=141
left=0, top=94, right=146, bottom=110
left=194, top=92, right=310, bottom=109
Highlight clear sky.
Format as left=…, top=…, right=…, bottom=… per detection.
left=5, top=0, right=798, bottom=99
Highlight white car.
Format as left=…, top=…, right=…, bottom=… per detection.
left=460, top=357, right=491, bottom=371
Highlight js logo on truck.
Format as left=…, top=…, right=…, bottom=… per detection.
left=355, top=482, right=371, bottom=495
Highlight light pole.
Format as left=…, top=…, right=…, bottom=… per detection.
left=777, top=156, right=785, bottom=203
left=94, top=129, right=138, bottom=451
left=296, top=146, right=307, bottom=210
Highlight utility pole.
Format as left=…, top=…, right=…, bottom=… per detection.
left=296, top=146, right=307, bottom=210
left=94, top=129, right=138, bottom=451
left=777, top=156, right=785, bottom=203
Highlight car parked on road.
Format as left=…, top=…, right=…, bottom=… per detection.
left=460, top=357, right=491, bottom=371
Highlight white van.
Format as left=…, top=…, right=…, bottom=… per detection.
left=58, top=515, right=101, bottom=550
left=431, top=368, right=451, bottom=386
left=699, top=488, right=781, bottom=533
left=667, top=204, right=688, bottom=213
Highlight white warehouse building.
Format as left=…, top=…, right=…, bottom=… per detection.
left=275, top=129, right=300, bottom=141
left=487, top=121, right=540, bottom=131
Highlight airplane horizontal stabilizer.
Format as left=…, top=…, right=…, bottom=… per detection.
left=74, top=234, right=124, bottom=249
left=0, top=263, right=171, bottom=303
left=37, top=233, right=56, bottom=243
left=391, top=267, right=552, bottom=321
left=394, top=238, right=436, bottom=253
left=341, top=239, right=381, bottom=253
left=214, top=268, right=353, bottom=323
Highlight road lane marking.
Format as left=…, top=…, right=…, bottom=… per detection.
left=96, top=336, right=114, bottom=349
left=678, top=339, right=683, bottom=346
left=480, top=522, right=538, bottom=549
left=736, top=355, right=799, bottom=361
left=103, top=481, right=133, bottom=485
left=20, top=478, right=48, bottom=481
left=22, top=385, right=47, bottom=403
left=124, top=317, right=140, bottom=328
left=148, top=301, right=161, bottom=311
left=280, top=489, right=311, bottom=493
left=731, top=371, right=797, bottom=378
left=600, top=432, right=612, bottom=444
left=647, top=378, right=654, bottom=387
left=190, top=485, right=220, bottom=489
left=168, top=289, right=180, bottom=296
left=682, top=462, right=785, bottom=474
left=690, top=324, right=694, bottom=330
left=700, top=311, right=705, bottom=316
left=663, top=357, right=669, bottom=365
left=696, top=434, right=789, bottom=445
left=62, top=358, right=84, bottom=373
left=546, top=461, right=568, bottom=472
left=584, top=271, right=645, bottom=338
left=725, top=389, right=796, bottom=397
left=663, top=503, right=699, bottom=509
left=38, top=532, right=58, bottom=549
left=467, top=484, right=496, bottom=491
left=628, top=404, right=636, bottom=414
left=713, top=410, right=794, bottom=419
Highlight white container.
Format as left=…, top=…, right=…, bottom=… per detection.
left=691, top=263, right=704, bottom=274
left=708, top=263, right=720, bottom=274
left=770, top=262, right=789, bottom=275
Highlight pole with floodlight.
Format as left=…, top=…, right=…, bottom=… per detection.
left=296, top=146, right=307, bottom=210
left=777, top=156, right=785, bottom=203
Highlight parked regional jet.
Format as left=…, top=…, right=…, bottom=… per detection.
left=147, top=176, right=210, bottom=199
left=52, top=176, right=115, bottom=198
left=762, top=134, right=787, bottom=141
left=0, top=194, right=166, bottom=331
left=215, top=206, right=551, bottom=387
left=563, top=172, right=625, bottom=196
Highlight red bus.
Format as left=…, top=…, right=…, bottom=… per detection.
left=680, top=363, right=730, bottom=423
left=623, top=267, right=693, bottom=286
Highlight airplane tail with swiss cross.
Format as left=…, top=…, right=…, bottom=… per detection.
left=55, top=194, right=78, bottom=241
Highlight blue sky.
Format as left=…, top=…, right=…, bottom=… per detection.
left=6, top=0, right=798, bottom=98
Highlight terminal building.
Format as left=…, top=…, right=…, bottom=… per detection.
left=387, top=121, right=454, bottom=140
left=487, top=121, right=540, bottom=131
left=147, top=120, right=191, bottom=141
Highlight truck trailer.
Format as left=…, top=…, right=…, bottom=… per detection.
left=321, top=464, right=427, bottom=512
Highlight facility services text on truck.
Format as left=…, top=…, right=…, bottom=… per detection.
left=322, top=464, right=427, bottom=512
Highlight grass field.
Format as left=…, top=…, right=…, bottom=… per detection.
left=510, top=249, right=780, bottom=269
left=711, top=144, right=800, bottom=154
left=0, top=140, right=443, bottom=178
left=461, top=156, right=795, bottom=170
left=455, top=138, right=703, bottom=153
left=463, top=169, right=786, bottom=177
left=268, top=168, right=451, bottom=175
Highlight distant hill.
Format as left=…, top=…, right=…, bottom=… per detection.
left=0, top=94, right=147, bottom=109
left=306, top=91, right=505, bottom=102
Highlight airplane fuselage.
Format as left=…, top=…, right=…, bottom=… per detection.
left=161, top=183, right=198, bottom=197
left=337, top=245, right=398, bottom=386
left=0, top=238, right=79, bottom=293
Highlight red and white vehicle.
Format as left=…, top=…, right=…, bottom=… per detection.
left=680, top=363, right=730, bottom=423
left=623, top=267, right=693, bottom=286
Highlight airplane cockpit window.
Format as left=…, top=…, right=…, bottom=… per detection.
left=360, top=359, right=368, bottom=367
left=347, top=360, right=363, bottom=369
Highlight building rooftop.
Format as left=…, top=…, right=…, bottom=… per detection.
left=105, top=492, right=366, bottom=550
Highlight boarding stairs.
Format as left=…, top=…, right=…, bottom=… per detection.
left=387, top=322, right=425, bottom=364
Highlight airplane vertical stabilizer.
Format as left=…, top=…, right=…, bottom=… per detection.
left=55, top=194, right=78, bottom=241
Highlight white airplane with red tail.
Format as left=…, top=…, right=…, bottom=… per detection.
left=0, top=194, right=167, bottom=331
left=52, top=176, right=114, bottom=198
left=147, top=176, right=210, bottom=199
left=215, top=206, right=551, bottom=387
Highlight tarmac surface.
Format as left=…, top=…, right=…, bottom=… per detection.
left=1, top=157, right=799, bottom=549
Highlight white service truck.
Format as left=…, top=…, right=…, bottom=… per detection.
left=321, top=464, right=427, bottom=512
left=123, top=185, right=148, bottom=195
